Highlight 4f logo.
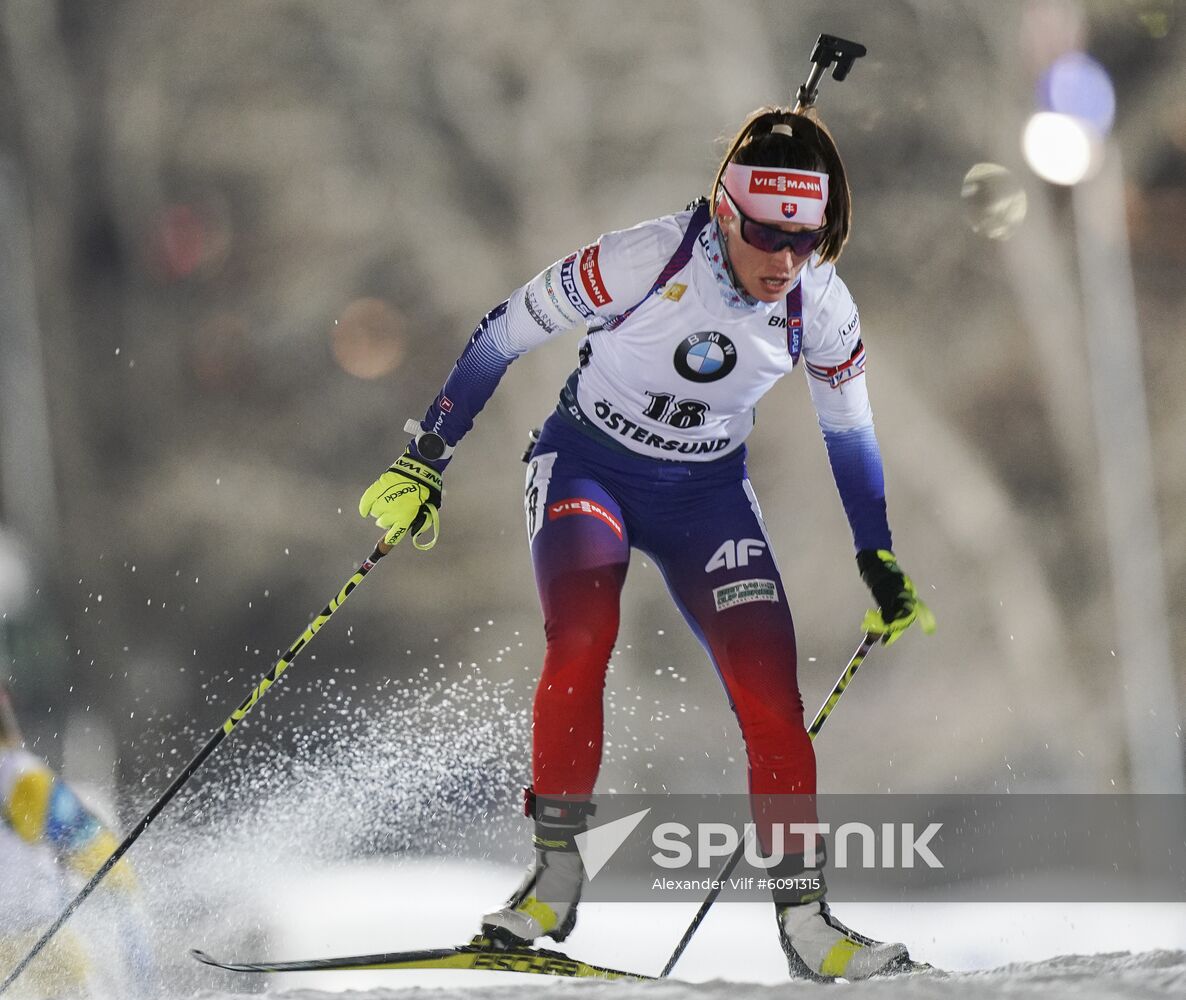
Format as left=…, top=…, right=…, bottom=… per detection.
left=705, top=538, right=767, bottom=572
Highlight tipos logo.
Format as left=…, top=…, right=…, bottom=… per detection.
left=674, top=331, right=737, bottom=383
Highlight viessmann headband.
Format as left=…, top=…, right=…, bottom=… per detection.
left=712, top=32, right=866, bottom=231
left=720, top=163, right=830, bottom=228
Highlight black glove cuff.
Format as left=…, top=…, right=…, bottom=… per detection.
left=856, top=549, right=905, bottom=615
left=389, top=452, right=444, bottom=505
left=855, top=548, right=883, bottom=579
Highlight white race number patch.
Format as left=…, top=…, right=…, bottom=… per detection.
left=712, top=579, right=778, bottom=612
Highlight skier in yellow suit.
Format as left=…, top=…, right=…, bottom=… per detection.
left=0, top=683, right=155, bottom=997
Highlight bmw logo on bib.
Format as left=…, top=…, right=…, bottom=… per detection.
left=674, top=331, right=738, bottom=383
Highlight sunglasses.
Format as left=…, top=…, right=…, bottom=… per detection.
left=721, top=188, right=826, bottom=257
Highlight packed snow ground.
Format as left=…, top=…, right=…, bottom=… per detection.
left=189, top=858, right=1186, bottom=999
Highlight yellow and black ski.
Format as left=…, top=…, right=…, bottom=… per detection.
left=191, top=935, right=655, bottom=981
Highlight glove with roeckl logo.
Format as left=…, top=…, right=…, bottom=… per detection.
left=358, top=451, right=442, bottom=549
left=856, top=549, right=936, bottom=646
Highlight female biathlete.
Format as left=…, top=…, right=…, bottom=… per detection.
left=359, top=107, right=935, bottom=981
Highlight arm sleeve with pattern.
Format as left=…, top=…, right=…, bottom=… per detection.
left=802, top=267, right=892, bottom=553
left=411, top=216, right=686, bottom=468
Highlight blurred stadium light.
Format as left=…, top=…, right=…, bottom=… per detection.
left=1023, top=42, right=1185, bottom=792
left=1037, top=51, right=1116, bottom=133
left=1023, top=51, right=1115, bottom=186
left=1070, top=150, right=1185, bottom=794
left=331, top=298, right=406, bottom=380
left=1022, top=111, right=1101, bottom=185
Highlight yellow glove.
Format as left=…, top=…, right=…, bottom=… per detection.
left=856, top=549, right=936, bottom=646
left=358, top=451, right=442, bottom=549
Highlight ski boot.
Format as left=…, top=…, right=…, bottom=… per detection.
left=774, top=868, right=910, bottom=981
left=480, top=788, right=593, bottom=948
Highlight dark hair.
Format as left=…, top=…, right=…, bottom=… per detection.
left=711, top=106, right=852, bottom=264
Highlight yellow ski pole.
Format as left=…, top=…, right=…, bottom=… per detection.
left=0, top=538, right=393, bottom=995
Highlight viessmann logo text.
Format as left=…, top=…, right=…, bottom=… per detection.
left=748, top=170, right=825, bottom=198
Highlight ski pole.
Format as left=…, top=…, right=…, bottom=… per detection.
left=659, top=631, right=879, bottom=978
left=0, top=538, right=393, bottom=996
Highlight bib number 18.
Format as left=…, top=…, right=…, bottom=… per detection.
left=643, top=392, right=709, bottom=429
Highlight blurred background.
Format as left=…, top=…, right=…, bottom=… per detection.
left=1, top=0, right=1185, bottom=871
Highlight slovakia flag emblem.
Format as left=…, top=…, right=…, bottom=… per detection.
left=781, top=201, right=798, bottom=218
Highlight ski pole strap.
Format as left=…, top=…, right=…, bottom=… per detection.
left=601, top=200, right=711, bottom=332
left=785, top=280, right=803, bottom=365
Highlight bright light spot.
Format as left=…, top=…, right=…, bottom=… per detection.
left=331, top=298, right=405, bottom=379
left=1022, top=112, right=1101, bottom=186
left=1037, top=52, right=1115, bottom=135
left=151, top=195, right=233, bottom=282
